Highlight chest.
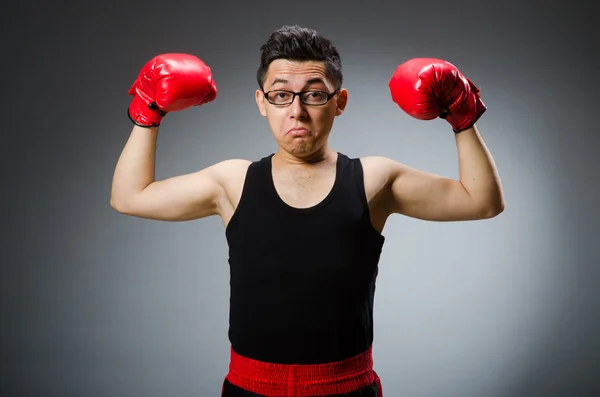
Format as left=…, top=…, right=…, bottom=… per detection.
left=271, top=167, right=336, bottom=209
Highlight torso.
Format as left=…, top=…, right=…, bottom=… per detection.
left=216, top=153, right=392, bottom=233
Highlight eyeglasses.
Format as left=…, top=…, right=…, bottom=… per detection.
left=263, top=89, right=339, bottom=106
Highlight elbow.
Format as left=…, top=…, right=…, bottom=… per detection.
left=110, top=198, right=122, bottom=213
left=487, top=206, right=504, bottom=219
left=110, top=196, right=129, bottom=214
left=493, top=192, right=506, bottom=217
left=482, top=201, right=505, bottom=219
left=479, top=188, right=505, bottom=219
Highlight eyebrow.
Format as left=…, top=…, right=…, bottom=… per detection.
left=270, top=77, right=327, bottom=88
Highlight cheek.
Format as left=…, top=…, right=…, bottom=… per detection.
left=311, top=108, right=336, bottom=127
left=265, top=110, right=286, bottom=135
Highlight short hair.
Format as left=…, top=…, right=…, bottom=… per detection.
left=257, top=25, right=343, bottom=91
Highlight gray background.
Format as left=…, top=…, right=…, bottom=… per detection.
left=2, top=1, right=598, bottom=396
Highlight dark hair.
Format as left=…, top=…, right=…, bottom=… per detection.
left=257, top=25, right=343, bottom=91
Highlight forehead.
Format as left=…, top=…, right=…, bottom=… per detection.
left=265, top=59, right=331, bottom=88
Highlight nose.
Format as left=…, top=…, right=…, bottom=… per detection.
left=289, top=94, right=308, bottom=119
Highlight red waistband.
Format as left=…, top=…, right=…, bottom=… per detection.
left=225, top=346, right=380, bottom=396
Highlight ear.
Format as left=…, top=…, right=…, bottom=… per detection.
left=335, top=88, right=348, bottom=116
left=255, top=89, right=267, bottom=117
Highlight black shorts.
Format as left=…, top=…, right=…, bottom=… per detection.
left=222, top=378, right=380, bottom=397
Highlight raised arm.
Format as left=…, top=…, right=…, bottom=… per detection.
left=368, top=124, right=503, bottom=222
left=376, top=57, right=504, bottom=221
left=110, top=53, right=233, bottom=222
left=110, top=125, right=249, bottom=222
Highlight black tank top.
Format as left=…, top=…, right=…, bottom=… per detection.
left=225, top=152, right=385, bottom=364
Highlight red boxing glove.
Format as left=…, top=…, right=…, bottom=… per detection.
left=389, top=58, right=486, bottom=133
left=127, top=53, right=218, bottom=127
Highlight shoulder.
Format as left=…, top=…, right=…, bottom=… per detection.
left=209, top=158, right=253, bottom=185
left=213, top=158, right=253, bottom=173
left=357, top=156, right=406, bottom=183
left=346, top=155, right=407, bottom=205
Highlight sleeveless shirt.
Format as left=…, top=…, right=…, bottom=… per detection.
left=225, top=152, right=385, bottom=365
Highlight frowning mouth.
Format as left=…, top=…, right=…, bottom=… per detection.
left=287, top=128, right=311, bottom=136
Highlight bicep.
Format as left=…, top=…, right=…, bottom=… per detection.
left=388, top=163, right=487, bottom=222
left=117, top=164, right=225, bottom=222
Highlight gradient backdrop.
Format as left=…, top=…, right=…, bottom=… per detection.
left=2, top=1, right=598, bottom=396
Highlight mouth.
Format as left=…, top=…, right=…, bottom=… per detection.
left=287, top=128, right=311, bottom=137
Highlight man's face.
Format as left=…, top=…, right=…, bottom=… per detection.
left=255, top=59, right=347, bottom=157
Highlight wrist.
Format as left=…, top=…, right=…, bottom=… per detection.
left=128, top=94, right=166, bottom=127
left=445, top=79, right=486, bottom=133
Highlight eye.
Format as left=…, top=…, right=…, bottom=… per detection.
left=308, top=91, right=326, bottom=99
left=269, top=91, right=292, bottom=101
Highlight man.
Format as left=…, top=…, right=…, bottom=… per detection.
left=111, top=25, right=504, bottom=397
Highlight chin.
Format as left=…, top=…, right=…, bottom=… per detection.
left=289, top=145, right=311, bottom=155
left=278, top=140, right=309, bottom=155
